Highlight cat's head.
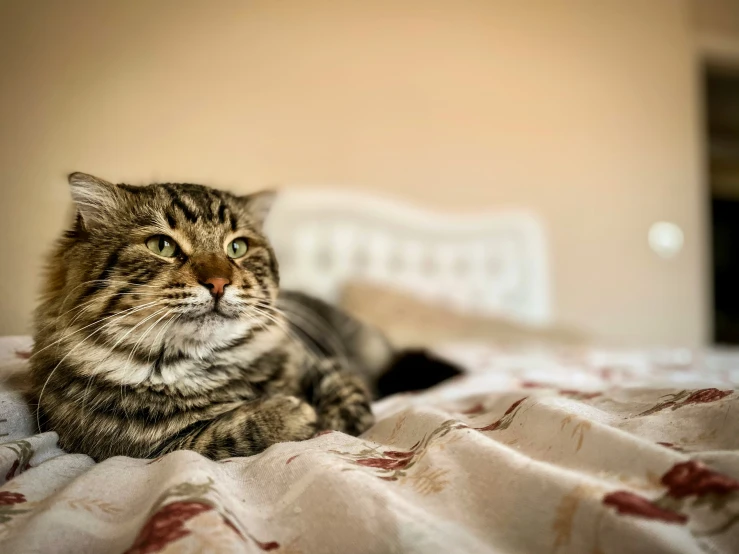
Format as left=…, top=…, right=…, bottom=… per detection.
left=40, top=172, right=280, bottom=347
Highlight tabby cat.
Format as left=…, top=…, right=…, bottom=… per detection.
left=29, top=173, right=460, bottom=462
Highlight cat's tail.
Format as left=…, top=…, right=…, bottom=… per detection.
left=373, top=348, right=464, bottom=399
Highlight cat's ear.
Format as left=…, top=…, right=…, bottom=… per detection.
left=239, top=190, right=276, bottom=228
left=68, top=172, right=122, bottom=227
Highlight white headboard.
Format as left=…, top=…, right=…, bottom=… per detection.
left=264, top=189, right=551, bottom=325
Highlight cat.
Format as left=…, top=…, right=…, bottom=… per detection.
left=29, top=173, right=461, bottom=462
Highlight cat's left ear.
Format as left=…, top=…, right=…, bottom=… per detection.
left=239, top=190, right=276, bottom=228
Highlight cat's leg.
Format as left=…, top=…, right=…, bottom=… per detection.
left=165, top=394, right=317, bottom=460
left=302, top=358, right=374, bottom=436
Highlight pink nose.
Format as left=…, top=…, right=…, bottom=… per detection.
left=201, top=277, right=230, bottom=298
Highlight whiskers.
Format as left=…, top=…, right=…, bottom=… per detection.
left=250, top=301, right=348, bottom=372
left=80, top=309, right=182, bottom=415
left=269, top=300, right=350, bottom=364
left=58, top=278, right=162, bottom=313
left=30, top=299, right=164, bottom=361
left=240, top=301, right=318, bottom=365
left=34, top=298, right=167, bottom=432
left=145, top=311, right=182, bottom=371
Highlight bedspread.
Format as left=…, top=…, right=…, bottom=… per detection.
left=1, top=336, right=738, bottom=554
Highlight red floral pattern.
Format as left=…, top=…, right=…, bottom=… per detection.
left=5, top=459, right=31, bottom=482
left=602, top=460, right=739, bottom=533
left=121, top=479, right=280, bottom=554
left=0, top=489, right=30, bottom=525
left=2, top=439, right=33, bottom=482
left=637, top=388, right=733, bottom=417
left=0, top=491, right=26, bottom=506
left=661, top=461, right=739, bottom=499
left=475, top=397, right=527, bottom=432
left=333, top=423, right=461, bottom=481
left=355, top=450, right=414, bottom=471
left=124, top=501, right=212, bottom=554
left=682, top=389, right=732, bottom=406
left=253, top=539, right=280, bottom=551
left=603, top=491, right=687, bottom=524
left=384, top=450, right=415, bottom=459
left=656, top=442, right=685, bottom=453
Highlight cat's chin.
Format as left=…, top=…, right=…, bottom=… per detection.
left=178, top=304, right=241, bottom=323
left=172, top=312, right=252, bottom=344
left=195, top=311, right=228, bottom=322
left=213, top=305, right=242, bottom=320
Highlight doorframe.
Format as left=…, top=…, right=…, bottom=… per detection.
left=698, top=38, right=739, bottom=344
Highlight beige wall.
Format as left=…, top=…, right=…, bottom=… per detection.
left=0, top=0, right=707, bottom=345
left=693, top=0, right=739, bottom=64
left=694, top=0, right=739, bottom=42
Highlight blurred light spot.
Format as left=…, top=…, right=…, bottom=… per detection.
left=648, top=221, right=683, bottom=259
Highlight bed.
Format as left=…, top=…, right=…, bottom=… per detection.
left=0, top=190, right=737, bottom=554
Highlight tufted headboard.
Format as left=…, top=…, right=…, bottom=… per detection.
left=264, top=189, right=551, bottom=325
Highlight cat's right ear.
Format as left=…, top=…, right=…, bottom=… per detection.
left=239, top=189, right=277, bottom=229
left=68, top=172, right=121, bottom=227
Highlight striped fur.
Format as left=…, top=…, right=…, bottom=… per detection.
left=30, top=173, right=373, bottom=461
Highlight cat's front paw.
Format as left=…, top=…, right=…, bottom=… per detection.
left=316, top=374, right=375, bottom=436
left=260, top=394, right=317, bottom=443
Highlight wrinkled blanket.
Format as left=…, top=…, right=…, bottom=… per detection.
left=1, top=337, right=738, bottom=553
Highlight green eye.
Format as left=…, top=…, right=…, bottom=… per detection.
left=146, top=235, right=179, bottom=257
left=227, top=238, right=249, bottom=259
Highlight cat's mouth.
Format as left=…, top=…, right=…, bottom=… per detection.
left=213, top=305, right=236, bottom=318
left=209, top=298, right=242, bottom=320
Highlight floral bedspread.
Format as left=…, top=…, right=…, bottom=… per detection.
left=1, top=336, right=738, bottom=553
